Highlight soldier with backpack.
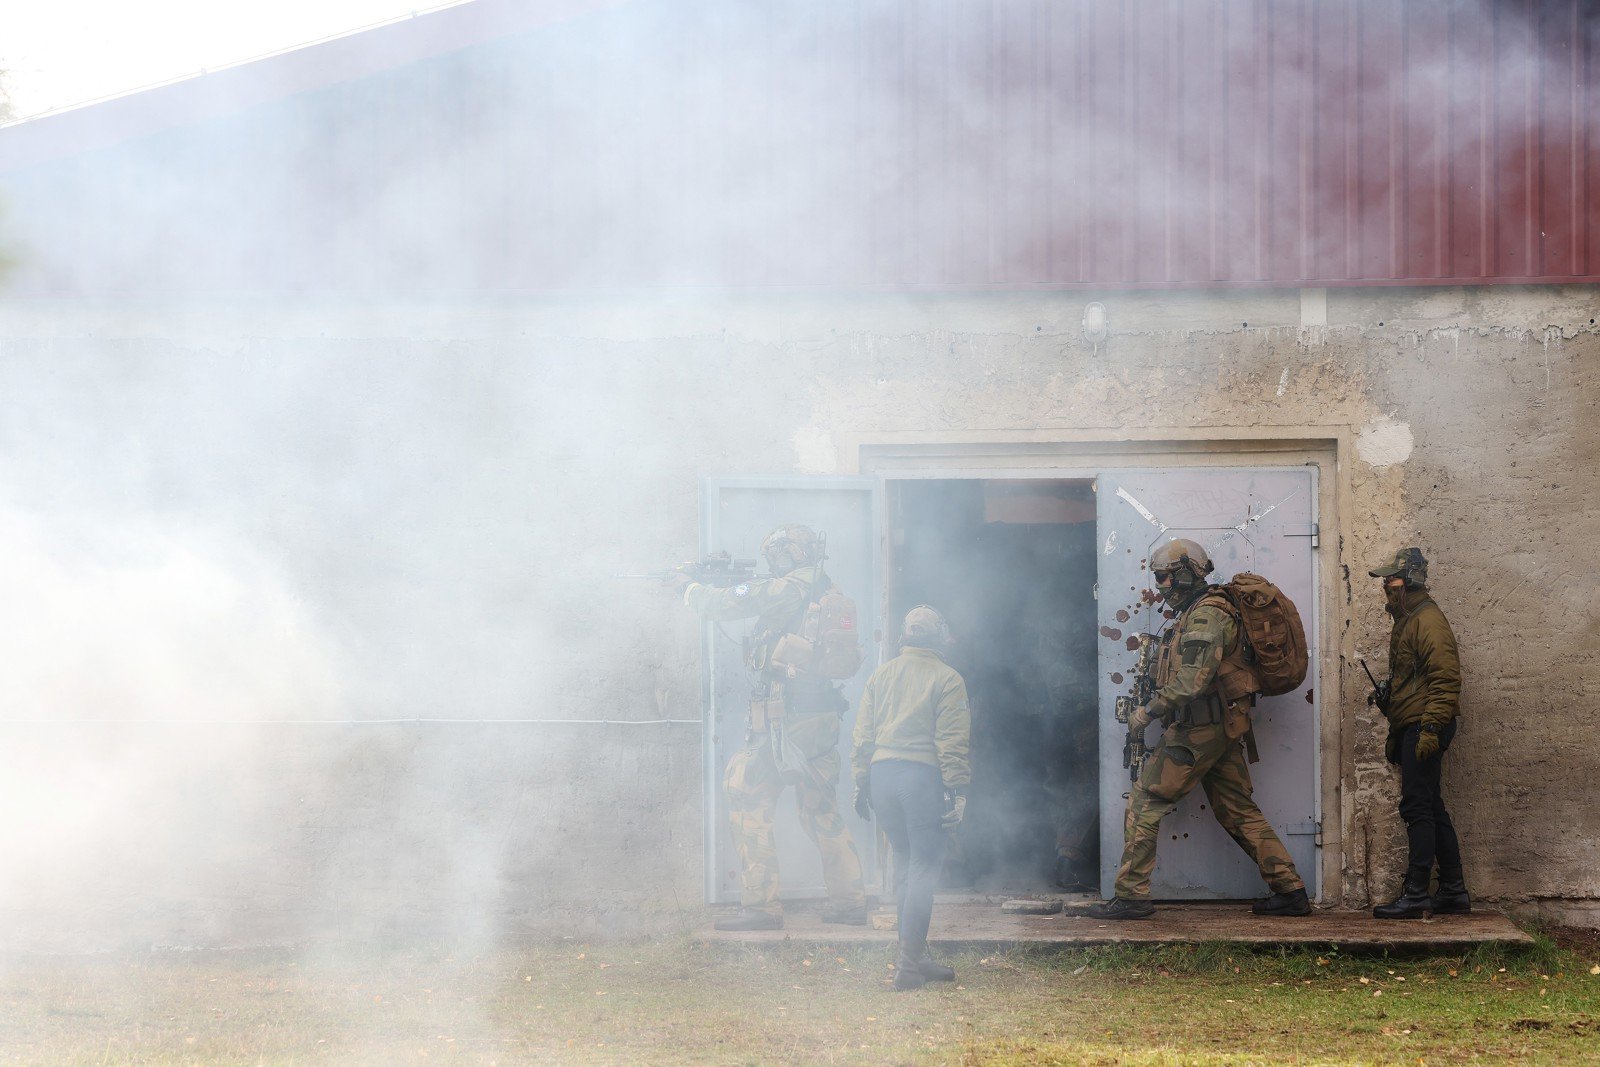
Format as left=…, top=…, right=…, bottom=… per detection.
left=670, top=524, right=868, bottom=931
left=1088, top=537, right=1312, bottom=920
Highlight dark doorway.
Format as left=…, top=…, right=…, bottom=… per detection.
left=888, top=479, right=1100, bottom=893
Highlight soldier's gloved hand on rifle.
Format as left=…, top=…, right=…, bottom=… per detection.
left=853, top=783, right=871, bottom=820
left=941, top=791, right=967, bottom=830
left=665, top=562, right=695, bottom=594
left=1126, top=704, right=1154, bottom=734
left=1414, top=724, right=1441, bottom=761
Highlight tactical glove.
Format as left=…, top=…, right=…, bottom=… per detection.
left=853, top=785, right=871, bottom=820
left=665, top=562, right=695, bottom=594
left=1415, top=725, right=1440, bottom=761
left=1384, top=726, right=1402, bottom=766
left=1127, top=705, right=1154, bottom=734
left=941, top=792, right=967, bottom=830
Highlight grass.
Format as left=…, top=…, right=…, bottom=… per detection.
left=1, top=931, right=1597, bottom=1065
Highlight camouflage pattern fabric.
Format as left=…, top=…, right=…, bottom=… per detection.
left=724, top=729, right=866, bottom=916
left=1113, top=720, right=1305, bottom=898
left=1148, top=594, right=1237, bottom=719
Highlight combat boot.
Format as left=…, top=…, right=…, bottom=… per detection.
left=821, top=903, right=869, bottom=925
left=714, top=908, right=783, bottom=931
left=893, top=945, right=926, bottom=991
left=1431, top=868, right=1471, bottom=914
left=1252, top=887, right=1312, bottom=916
left=1373, top=869, right=1433, bottom=920
left=916, top=951, right=956, bottom=982
left=1086, top=897, right=1155, bottom=920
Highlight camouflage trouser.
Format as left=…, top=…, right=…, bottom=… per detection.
left=1113, top=721, right=1304, bottom=899
left=724, top=739, right=866, bottom=916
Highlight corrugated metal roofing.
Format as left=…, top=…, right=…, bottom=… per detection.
left=2, top=0, right=1597, bottom=293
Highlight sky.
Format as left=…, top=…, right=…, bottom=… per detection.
left=1, top=0, right=467, bottom=120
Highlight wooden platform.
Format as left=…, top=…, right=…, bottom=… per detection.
left=697, top=899, right=1533, bottom=952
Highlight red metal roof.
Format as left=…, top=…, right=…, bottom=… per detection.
left=1, top=0, right=1597, bottom=293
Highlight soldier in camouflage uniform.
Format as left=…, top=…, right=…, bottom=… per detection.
left=1088, top=538, right=1311, bottom=920
left=671, top=525, right=866, bottom=932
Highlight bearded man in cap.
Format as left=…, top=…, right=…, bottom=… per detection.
left=851, top=605, right=971, bottom=991
left=1368, top=547, right=1469, bottom=919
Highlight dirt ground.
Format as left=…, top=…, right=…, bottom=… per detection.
left=1, top=929, right=1597, bottom=1065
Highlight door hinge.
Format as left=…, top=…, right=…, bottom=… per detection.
left=1092, top=582, right=1099, bottom=601
left=1284, top=523, right=1320, bottom=548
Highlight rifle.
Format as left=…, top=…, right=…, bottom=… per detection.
left=1114, top=633, right=1159, bottom=783
left=1359, top=658, right=1391, bottom=715
left=613, top=550, right=759, bottom=587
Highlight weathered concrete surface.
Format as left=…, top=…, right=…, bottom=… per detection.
left=0, top=284, right=1596, bottom=948
left=699, top=902, right=1534, bottom=951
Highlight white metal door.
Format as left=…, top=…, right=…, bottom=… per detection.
left=701, top=476, right=884, bottom=903
left=1096, top=468, right=1320, bottom=899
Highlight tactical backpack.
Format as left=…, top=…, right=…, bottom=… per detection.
left=770, top=588, right=864, bottom=681
left=1205, top=573, right=1309, bottom=700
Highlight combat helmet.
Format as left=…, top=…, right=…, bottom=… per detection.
left=900, top=604, right=951, bottom=649
left=1369, top=547, right=1428, bottom=589
left=1150, top=538, right=1215, bottom=581
left=761, top=524, right=821, bottom=576
left=1150, top=538, right=1214, bottom=606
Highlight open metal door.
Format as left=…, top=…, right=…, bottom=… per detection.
left=1096, top=468, right=1320, bottom=899
left=701, top=476, right=885, bottom=904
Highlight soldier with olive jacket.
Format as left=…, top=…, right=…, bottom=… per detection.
left=1368, top=548, right=1469, bottom=920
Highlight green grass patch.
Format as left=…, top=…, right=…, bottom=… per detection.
left=1, top=935, right=1596, bottom=1064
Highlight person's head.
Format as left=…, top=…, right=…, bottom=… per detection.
left=900, top=605, right=951, bottom=650
left=1368, top=547, right=1428, bottom=589
left=1370, top=547, right=1428, bottom=615
left=1149, top=538, right=1214, bottom=606
left=760, top=524, right=820, bottom=576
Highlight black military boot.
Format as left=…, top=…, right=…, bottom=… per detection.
left=822, top=903, right=869, bottom=925
left=916, top=951, right=956, bottom=982
left=1373, top=869, right=1433, bottom=920
left=1086, top=897, right=1155, bottom=920
left=893, top=945, right=926, bottom=991
left=714, top=908, right=783, bottom=931
left=1431, top=868, right=1471, bottom=914
left=1252, top=887, right=1312, bottom=916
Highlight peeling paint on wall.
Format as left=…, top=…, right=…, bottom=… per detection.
left=792, top=426, right=838, bottom=473
left=1355, top=421, right=1414, bottom=469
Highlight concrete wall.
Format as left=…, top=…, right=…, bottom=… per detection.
left=0, top=283, right=1595, bottom=948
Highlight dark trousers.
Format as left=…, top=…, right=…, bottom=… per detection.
left=1397, top=720, right=1463, bottom=876
left=869, top=759, right=947, bottom=952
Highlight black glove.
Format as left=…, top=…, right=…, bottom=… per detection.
left=853, top=784, right=871, bottom=820
left=1384, top=726, right=1402, bottom=766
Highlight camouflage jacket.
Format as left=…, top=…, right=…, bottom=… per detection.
left=1147, top=589, right=1239, bottom=722
left=850, top=646, right=972, bottom=793
left=1384, top=592, right=1461, bottom=730
left=682, top=564, right=826, bottom=674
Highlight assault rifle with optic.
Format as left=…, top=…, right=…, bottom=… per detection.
left=613, top=550, right=759, bottom=587
left=1114, top=633, right=1159, bottom=783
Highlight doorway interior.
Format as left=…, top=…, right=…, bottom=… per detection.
left=887, top=478, right=1100, bottom=894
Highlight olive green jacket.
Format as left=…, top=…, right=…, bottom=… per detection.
left=1384, top=592, right=1461, bottom=730
left=1147, top=591, right=1238, bottom=721
left=850, top=646, right=972, bottom=794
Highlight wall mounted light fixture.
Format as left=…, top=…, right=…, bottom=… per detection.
left=1081, top=301, right=1109, bottom=351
